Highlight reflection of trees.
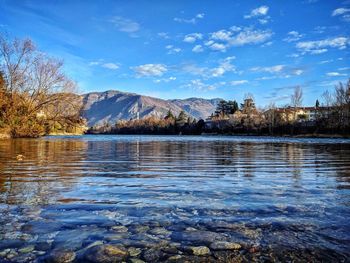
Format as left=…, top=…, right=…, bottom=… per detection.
left=0, top=138, right=87, bottom=205
left=1, top=137, right=348, bottom=206
left=321, top=145, right=350, bottom=188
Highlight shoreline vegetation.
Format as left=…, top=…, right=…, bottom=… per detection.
left=1, top=35, right=349, bottom=139
left=88, top=83, right=350, bottom=138
left=0, top=34, right=87, bottom=139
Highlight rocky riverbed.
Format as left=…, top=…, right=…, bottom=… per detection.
left=1, top=136, right=350, bottom=262
left=0, top=205, right=348, bottom=262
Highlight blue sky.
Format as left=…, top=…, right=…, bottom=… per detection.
left=0, top=0, right=349, bottom=107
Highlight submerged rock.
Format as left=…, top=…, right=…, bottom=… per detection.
left=35, top=241, right=52, bottom=251
left=171, top=230, right=227, bottom=244
left=142, top=248, right=166, bottom=262
left=0, top=248, right=11, bottom=257
left=189, top=246, right=210, bottom=256
left=111, top=225, right=128, bottom=232
left=18, top=245, right=35, bottom=254
left=83, top=244, right=128, bottom=263
left=128, top=247, right=142, bottom=257
left=167, top=255, right=182, bottom=261
left=6, top=250, right=19, bottom=259
left=45, top=250, right=76, bottom=263
left=129, top=225, right=150, bottom=234
left=149, top=227, right=171, bottom=236
left=210, top=241, right=241, bottom=250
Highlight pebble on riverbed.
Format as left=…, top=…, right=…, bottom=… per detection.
left=210, top=241, right=241, bottom=250
left=128, top=247, right=142, bottom=257
left=111, top=225, right=128, bottom=232
left=18, top=245, right=35, bottom=254
left=189, top=246, right=211, bottom=256
left=83, top=244, right=128, bottom=263
left=45, top=250, right=76, bottom=263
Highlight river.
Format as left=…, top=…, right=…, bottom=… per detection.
left=0, top=135, right=349, bottom=262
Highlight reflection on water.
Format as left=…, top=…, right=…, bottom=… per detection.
left=0, top=135, right=349, bottom=262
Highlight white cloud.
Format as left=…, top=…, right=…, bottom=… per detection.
left=230, top=80, right=248, bottom=86
left=89, top=61, right=100, bottom=66
left=102, top=63, right=120, bottom=70
left=296, top=37, right=349, bottom=54
left=256, top=76, right=277, bottom=81
left=192, top=45, right=204, bottom=53
left=154, top=76, right=176, bottom=83
left=210, top=30, right=232, bottom=41
left=211, top=57, right=236, bottom=77
left=310, top=49, right=328, bottom=54
left=183, top=33, right=203, bottom=43
left=319, top=60, right=333, bottom=64
left=228, top=28, right=273, bottom=46
left=174, top=13, right=205, bottom=24
left=287, top=53, right=300, bottom=58
left=165, top=45, right=181, bottom=54
left=251, top=65, right=285, bottom=73
left=183, top=79, right=217, bottom=91
left=208, top=42, right=227, bottom=52
left=89, top=60, right=120, bottom=70
left=181, top=57, right=236, bottom=78
left=326, top=72, right=346, bottom=77
left=332, top=8, right=350, bottom=22
left=181, top=64, right=207, bottom=76
left=204, top=40, right=214, bottom=46
left=283, top=31, right=304, bottom=42
left=332, top=8, right=350, bottom=16
left=230, top=26, right=242, bottom=32
left=258, top=18, right=269, bottom=24
left=251, top=65, right=304, bottom=78
left=158, top=32, right=170, bottom=39
left=244, top=6, right=270, bottom=24
left=132, top=64, right=167, bottom=77
left=261, top=41, right=273, bottom=47
left=110, top=16, right=140, bottom=33
left=293, top=69, right=304, bottom=75
left=244, top=6, right=269, bottom=19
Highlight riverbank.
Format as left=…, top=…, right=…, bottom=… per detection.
left=86, top=131, right=350, bottom=139
left=0, top=133, right=10, bottom=139
left=0, top=130, right=86, bottom=139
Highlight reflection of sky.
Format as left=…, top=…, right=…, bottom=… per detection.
left=0, top=136, right=349, bottom=209
left=0, top=135, right=349, bottom=256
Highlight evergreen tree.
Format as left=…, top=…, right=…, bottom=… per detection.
left=227, top=100, right=239, bottom=114
left=215, top=100, right=228, bottom=116
left=315, top=99, right=320, bottom=108
left=176, top=111, right=188, bottom=126
left=165, top=109, right=175, bottom=120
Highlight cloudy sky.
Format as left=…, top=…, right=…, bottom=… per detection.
left=0, top=0, right=349, bottom=106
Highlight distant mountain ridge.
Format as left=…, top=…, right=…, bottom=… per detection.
left=81, top=90, right=221, bottom=127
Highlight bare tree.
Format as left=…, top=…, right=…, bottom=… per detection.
left=321, top=90, right=333, bottom=107
left=290, top=86, right=303, bottom=122
left=266, top=102, right=276, bottom=134
left=290, top=86, right=303, bottom=108
left=334, top=80, right=350, bottom=127
left=0, top=34, right=84, bottom=137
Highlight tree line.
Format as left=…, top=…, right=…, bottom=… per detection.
left=90, top=81, right=350, bottom=137
left=0, top=34, right=86, bottom=138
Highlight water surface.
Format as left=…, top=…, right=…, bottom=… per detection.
left=0, top=135, right=350, bottom=262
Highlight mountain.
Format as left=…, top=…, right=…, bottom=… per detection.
left=81, top=90, right=221, bottom=127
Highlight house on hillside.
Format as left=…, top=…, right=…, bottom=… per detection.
left=264, top=106, right=334, bottom=124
